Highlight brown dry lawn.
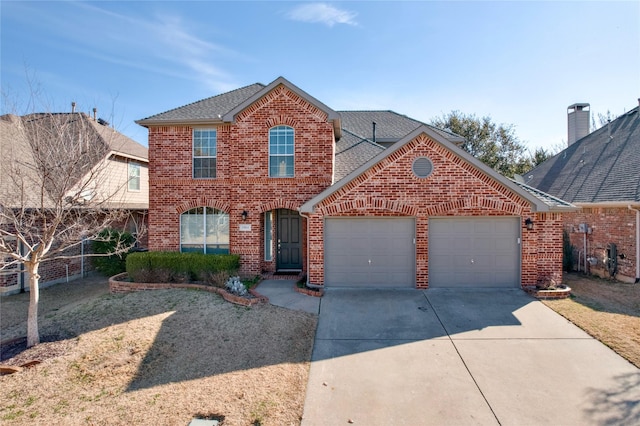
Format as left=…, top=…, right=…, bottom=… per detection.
left=0, top=276, right=317, bottom=425
left=543, top=273, right=640, bottom=368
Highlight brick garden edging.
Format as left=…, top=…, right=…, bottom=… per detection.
left=293, top=285, right=324, bottom=297
left=108, top=273, right=268, bottom=307
left=524, top=286, right=572, bottom=300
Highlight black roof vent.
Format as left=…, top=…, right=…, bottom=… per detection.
left=97, top=118, right=110, bottom=126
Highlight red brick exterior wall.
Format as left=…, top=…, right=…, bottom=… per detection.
left=564, top=207, right=638, bottom=282
left=147, top=85, right=335, bottom=276
left=307, top=134, right=564, bottom=289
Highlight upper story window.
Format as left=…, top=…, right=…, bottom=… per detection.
left=269, top=125, right=294, bottom=177
left=193, top=129, right=217, bottom=178
left=128, top=161, right=141, bottom=191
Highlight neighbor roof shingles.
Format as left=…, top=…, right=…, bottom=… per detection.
left=525, top=107, right=639, bottom=203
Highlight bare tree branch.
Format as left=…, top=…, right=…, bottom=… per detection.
left=1, top=91, right=145, bottom=347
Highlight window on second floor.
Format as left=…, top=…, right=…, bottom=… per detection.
left=193, top=129, right=217, bottom=178
left=269, top=125, right=294, bottom=177
left=128, top=161, right=141, bottom=191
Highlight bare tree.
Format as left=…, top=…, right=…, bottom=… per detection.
left=0, top=109, right=141, bottom=347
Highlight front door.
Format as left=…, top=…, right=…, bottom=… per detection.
left=277, top=209, right=302, bottom=270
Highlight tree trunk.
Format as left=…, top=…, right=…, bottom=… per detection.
left=26, top=263, right=40, bottom=348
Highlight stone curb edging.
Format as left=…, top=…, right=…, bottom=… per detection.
left=108, top=273, right=269, bottom=307
left=524, top=286, right=572, bottom=300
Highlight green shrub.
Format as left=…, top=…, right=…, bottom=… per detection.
left=92, top=229, right=135, bottom=277
left=126, top=251, right=240, bottom=283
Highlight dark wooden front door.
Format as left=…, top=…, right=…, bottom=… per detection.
left=277, top=209, right=302, bottom=270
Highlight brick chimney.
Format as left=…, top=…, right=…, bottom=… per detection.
left=567, top=103, right=590, bottom=146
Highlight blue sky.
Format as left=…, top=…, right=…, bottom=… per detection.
left=2, top=1, right=638, bottom=153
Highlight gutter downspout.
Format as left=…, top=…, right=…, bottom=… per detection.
left=629, top=205, right=640, bottom=283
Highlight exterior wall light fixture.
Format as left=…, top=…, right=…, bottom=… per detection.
left=525, top=218, right=534, bottom=230
left=241, top=210, right=248, bottom=221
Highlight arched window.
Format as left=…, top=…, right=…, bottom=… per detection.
left=180, top=207, right=229, bottom=254
left=269, top=125, right=294, bottom=177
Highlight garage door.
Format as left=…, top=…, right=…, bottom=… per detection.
left=325, top=218, right=415, bottom=288
left=429, top=217, right=520, bottom=288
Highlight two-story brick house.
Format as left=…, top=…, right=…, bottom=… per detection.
left=137, top=77, right=575, bottom=289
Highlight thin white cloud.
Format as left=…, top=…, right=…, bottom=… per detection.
left=287, top=3, right=358, bottom=27
left=67, top=2, right=238, bottom=93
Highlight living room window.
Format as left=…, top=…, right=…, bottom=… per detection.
left=180, top=207, right=229, bottom=254
left=128, top=161, right=141, bottom=191
left=193, top=129, right=217, bottom=178
left=269, top=125, right=294, bottom=177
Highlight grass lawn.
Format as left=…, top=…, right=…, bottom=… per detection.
left=0, top=276, right=317, bottom=425
left=543, top=273, right=640, bottom=369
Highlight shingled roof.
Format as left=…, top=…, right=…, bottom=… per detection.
left=525, top=106, right=639, bottom=204
left=334, top=129, right=385, bottom=182
left=339, top=110, right=465, bottom=145
left=138, top=83, right=266, bottom=124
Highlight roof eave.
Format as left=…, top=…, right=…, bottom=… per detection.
left=108, top=151, right=149, bottom=163
left=574, top=201, right=640, bottom=208
left=136, top=118, right=225, bottom=128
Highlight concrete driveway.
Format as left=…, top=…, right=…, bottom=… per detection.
left=302, top=289, right=640, bottom=425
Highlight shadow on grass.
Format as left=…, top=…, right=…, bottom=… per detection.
left=1, top=279, right=316, bottom=392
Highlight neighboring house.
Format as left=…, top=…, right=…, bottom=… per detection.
left=137, top=77, right=574, bottom=290
left=525, top=103, right=640, bottom=283
left=0, top=112, right=149, bottom=295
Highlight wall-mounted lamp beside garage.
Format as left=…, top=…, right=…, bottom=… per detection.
left=241, top=210, right=248, bottom=221
left=525, top=218, right=534, bottom=230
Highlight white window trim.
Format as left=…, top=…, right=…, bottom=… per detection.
left=179, top=207, right=229, bottom=254
left=268, top=125, right=295, bottom=178
left=193, top=128, right=217, bottom=179
left=128, top=161, right=141, bottom=192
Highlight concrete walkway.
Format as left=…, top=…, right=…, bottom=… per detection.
left=255, top=279, right=320, bottom=315
left=300, top=288, right=640, bottom=426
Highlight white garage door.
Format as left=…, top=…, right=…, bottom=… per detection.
left=325, top=218, right=415, bottom=288
left=429, top=217, right=520, bottom=288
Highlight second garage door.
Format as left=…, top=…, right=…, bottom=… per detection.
left=429, top=217, right=520, bottom=288
left=325, top=218, right=415, bottom=288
